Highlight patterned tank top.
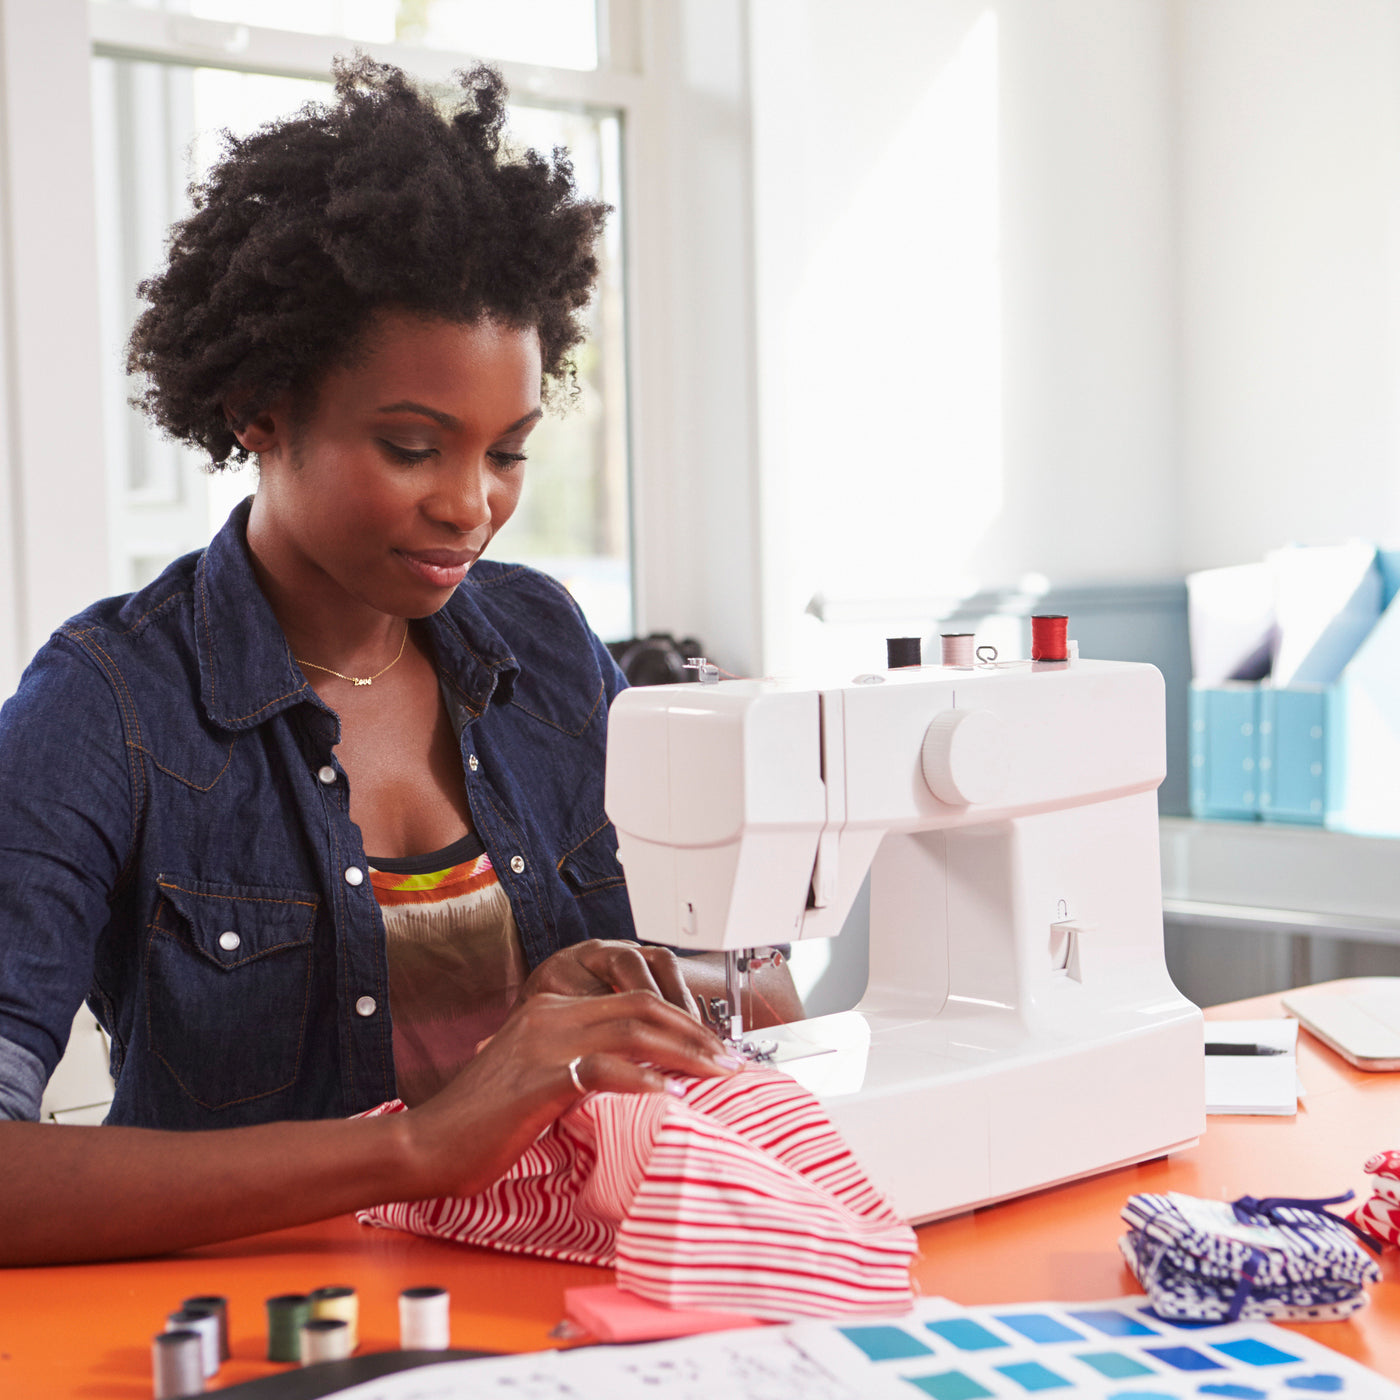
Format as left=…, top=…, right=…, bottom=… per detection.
left=369, top=831, right=528, bottom=1108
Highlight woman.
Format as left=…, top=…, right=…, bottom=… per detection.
left=0, top=58, right=799, bottom=1266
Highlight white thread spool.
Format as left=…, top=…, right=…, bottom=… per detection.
left=399, top=1286, right=451, bottom=1350
left=182, top=1295, right=228, bottom=1362
left=152, top=1330, right=205, bottom=1398
left=941, top=633, right=974, bottom=667
left=300, top=1318, right=353, bottom=1366
left=165, top=1309, right=219, bottom=1378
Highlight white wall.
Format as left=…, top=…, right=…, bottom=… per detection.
left=1177, top=0, right=1400, bottom=572
left=8, top=2, right=1400, bottom=687
left=750, top=0, right=1180, bottom=673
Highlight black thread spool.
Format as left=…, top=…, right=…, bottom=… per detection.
left=886, top=637, right=922, bottom=669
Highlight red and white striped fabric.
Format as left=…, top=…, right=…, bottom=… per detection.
left=1350, top=1150, right=1400, bottom=1247
left=356, top=1068, right=916, bottom=1319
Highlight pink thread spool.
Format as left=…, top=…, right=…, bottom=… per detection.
left=1031, top=614, right=1068, bottom=662
left=941, top=634, right=974, bottom=667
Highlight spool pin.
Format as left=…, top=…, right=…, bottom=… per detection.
left=152, top=1330, right=204, bottom=1399
left=1031, top=614, right=1069, bottom=663
left=308, top=1286, right=358, bottom=1352
left=165, top=1309, right=218, bottom=1379
left=266, top=1293, right=311, bottom=1363
left=399, top=1286, right=451, bottom=1351
left=300, top=1318, right=353, bottom=1367
left=182, top=1295, right=228, bottom=1362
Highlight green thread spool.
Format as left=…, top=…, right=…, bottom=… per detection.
left=265, top=1293, right=310, bottom=1363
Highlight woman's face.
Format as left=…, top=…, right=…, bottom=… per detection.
left=244, top=309, right=543, bottom=620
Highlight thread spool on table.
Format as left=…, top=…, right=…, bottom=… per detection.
left=300, top=1317, right=353, bottom=1366
left=165, top=1308, right=219, bottom=1378
left=152, top=1330, right=204, bottom=1398
left=181, top=1295, right=228, bottom=1362
left=265, top=1293, right=311, bottom=1363
left=399, top=1286, right=452, bottom=1350
left=308, top=1285, right=358, bottom=1352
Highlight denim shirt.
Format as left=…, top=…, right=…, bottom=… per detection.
left=0, top=500, right=633, bottom=1128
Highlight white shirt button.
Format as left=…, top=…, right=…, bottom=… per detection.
left=317, top=765, right=337, bottom=785
left=509, top=855, right=525, bottom=874
left=467, top=754, right=479, bottom=772
left=218, top=930, right=241, bottom=952
left=355, top=995, right=377, bottom=1017
left=344, top=866, right=365, bottom=887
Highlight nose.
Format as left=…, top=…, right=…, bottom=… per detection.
left=430, top=456, right=492, bottom=535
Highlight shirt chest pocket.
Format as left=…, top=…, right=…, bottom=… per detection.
left=558, top=824, right=626, bottom=898
left=145, top=875, right=319, bottom=1111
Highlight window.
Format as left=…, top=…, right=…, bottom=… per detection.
left=90, top=1, right=632, bottom=639
left=2, top=2, right=757, bottom=697
left=96, top=0, right=600, bottom=70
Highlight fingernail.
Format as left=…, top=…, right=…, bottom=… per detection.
left=715, top=1054, right=745, bottom=1070
left=664, top=1079, right=687, bottom=1097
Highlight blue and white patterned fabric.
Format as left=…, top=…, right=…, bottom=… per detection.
left=1119, top=1190, right=1381, bottom=1323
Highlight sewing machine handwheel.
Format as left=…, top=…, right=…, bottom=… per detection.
left=921, top=708, right=1008, bottom=806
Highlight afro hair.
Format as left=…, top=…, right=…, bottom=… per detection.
left=127, top=55, right=609, bottom=466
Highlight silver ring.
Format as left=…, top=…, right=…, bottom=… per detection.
left=566, top=1055, right=586, bottom=1096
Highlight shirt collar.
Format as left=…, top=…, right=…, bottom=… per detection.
left=193, top=499, right=518, bottom=731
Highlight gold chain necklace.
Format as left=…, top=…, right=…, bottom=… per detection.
left=294, top=624, right=409, bottom=687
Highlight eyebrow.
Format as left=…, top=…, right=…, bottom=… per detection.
left=375, top=401, right=543, bottom=435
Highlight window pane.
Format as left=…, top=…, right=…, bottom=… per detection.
left=92, top=55, right=632, bottom=639
left=93, top=1, right=600, bottom=71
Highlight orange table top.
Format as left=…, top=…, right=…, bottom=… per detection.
left=5, top=986, right=1400, bottom=1395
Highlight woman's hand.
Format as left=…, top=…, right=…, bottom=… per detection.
left=403, top=986, right=740, bottom=1199
left=518, top=940, right=701, bottom=1020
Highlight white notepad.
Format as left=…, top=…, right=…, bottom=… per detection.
left=1205, top=1019, right=1299, bottom=1116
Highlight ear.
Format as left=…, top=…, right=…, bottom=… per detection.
left=223, top=395, right=289, bottom=457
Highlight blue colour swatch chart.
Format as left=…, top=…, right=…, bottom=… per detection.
left=274, top=1296, right=1398, bottom=1400
left=792, top=1296, right=1400, bottom=1400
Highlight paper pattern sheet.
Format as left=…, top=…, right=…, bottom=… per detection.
left=307, top=1328, right=885, bottom=1400
left=317, top=1295, right=1398, bottom=1400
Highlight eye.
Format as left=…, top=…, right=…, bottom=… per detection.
left=379, top=440, right=437, bottom=464
left=489, top=451, right=528, bottom=471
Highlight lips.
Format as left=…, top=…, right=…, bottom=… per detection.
left=395, top=547, right=478, bottom=589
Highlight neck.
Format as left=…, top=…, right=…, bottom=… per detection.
left=245, top=495, right=403, bottom=673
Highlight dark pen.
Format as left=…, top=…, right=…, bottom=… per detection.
left=1204, top=1043, right=1289, bottom=1056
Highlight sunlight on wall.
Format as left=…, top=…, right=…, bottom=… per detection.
left=780, top=9, right=1002, bottom=672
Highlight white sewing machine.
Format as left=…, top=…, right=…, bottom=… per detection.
left=604, top=653, right=1204, bottom=1224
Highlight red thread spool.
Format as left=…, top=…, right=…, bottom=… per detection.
left=1031, top=614, right=1068, bottom=662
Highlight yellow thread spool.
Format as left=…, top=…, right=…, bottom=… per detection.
left=308, top=1286, right=358, bottom=1352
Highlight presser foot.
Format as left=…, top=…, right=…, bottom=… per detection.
left=704, top=996, right=777, bottom=1063
left=727, top=1035, right=778, bottom=1063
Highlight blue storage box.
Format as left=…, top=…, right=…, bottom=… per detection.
left=1258, top=686, right=1326, bottom=824
left=1190, top=684, right=1261, bottom=820
left=1189, top=545, right=1400, bottom=833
